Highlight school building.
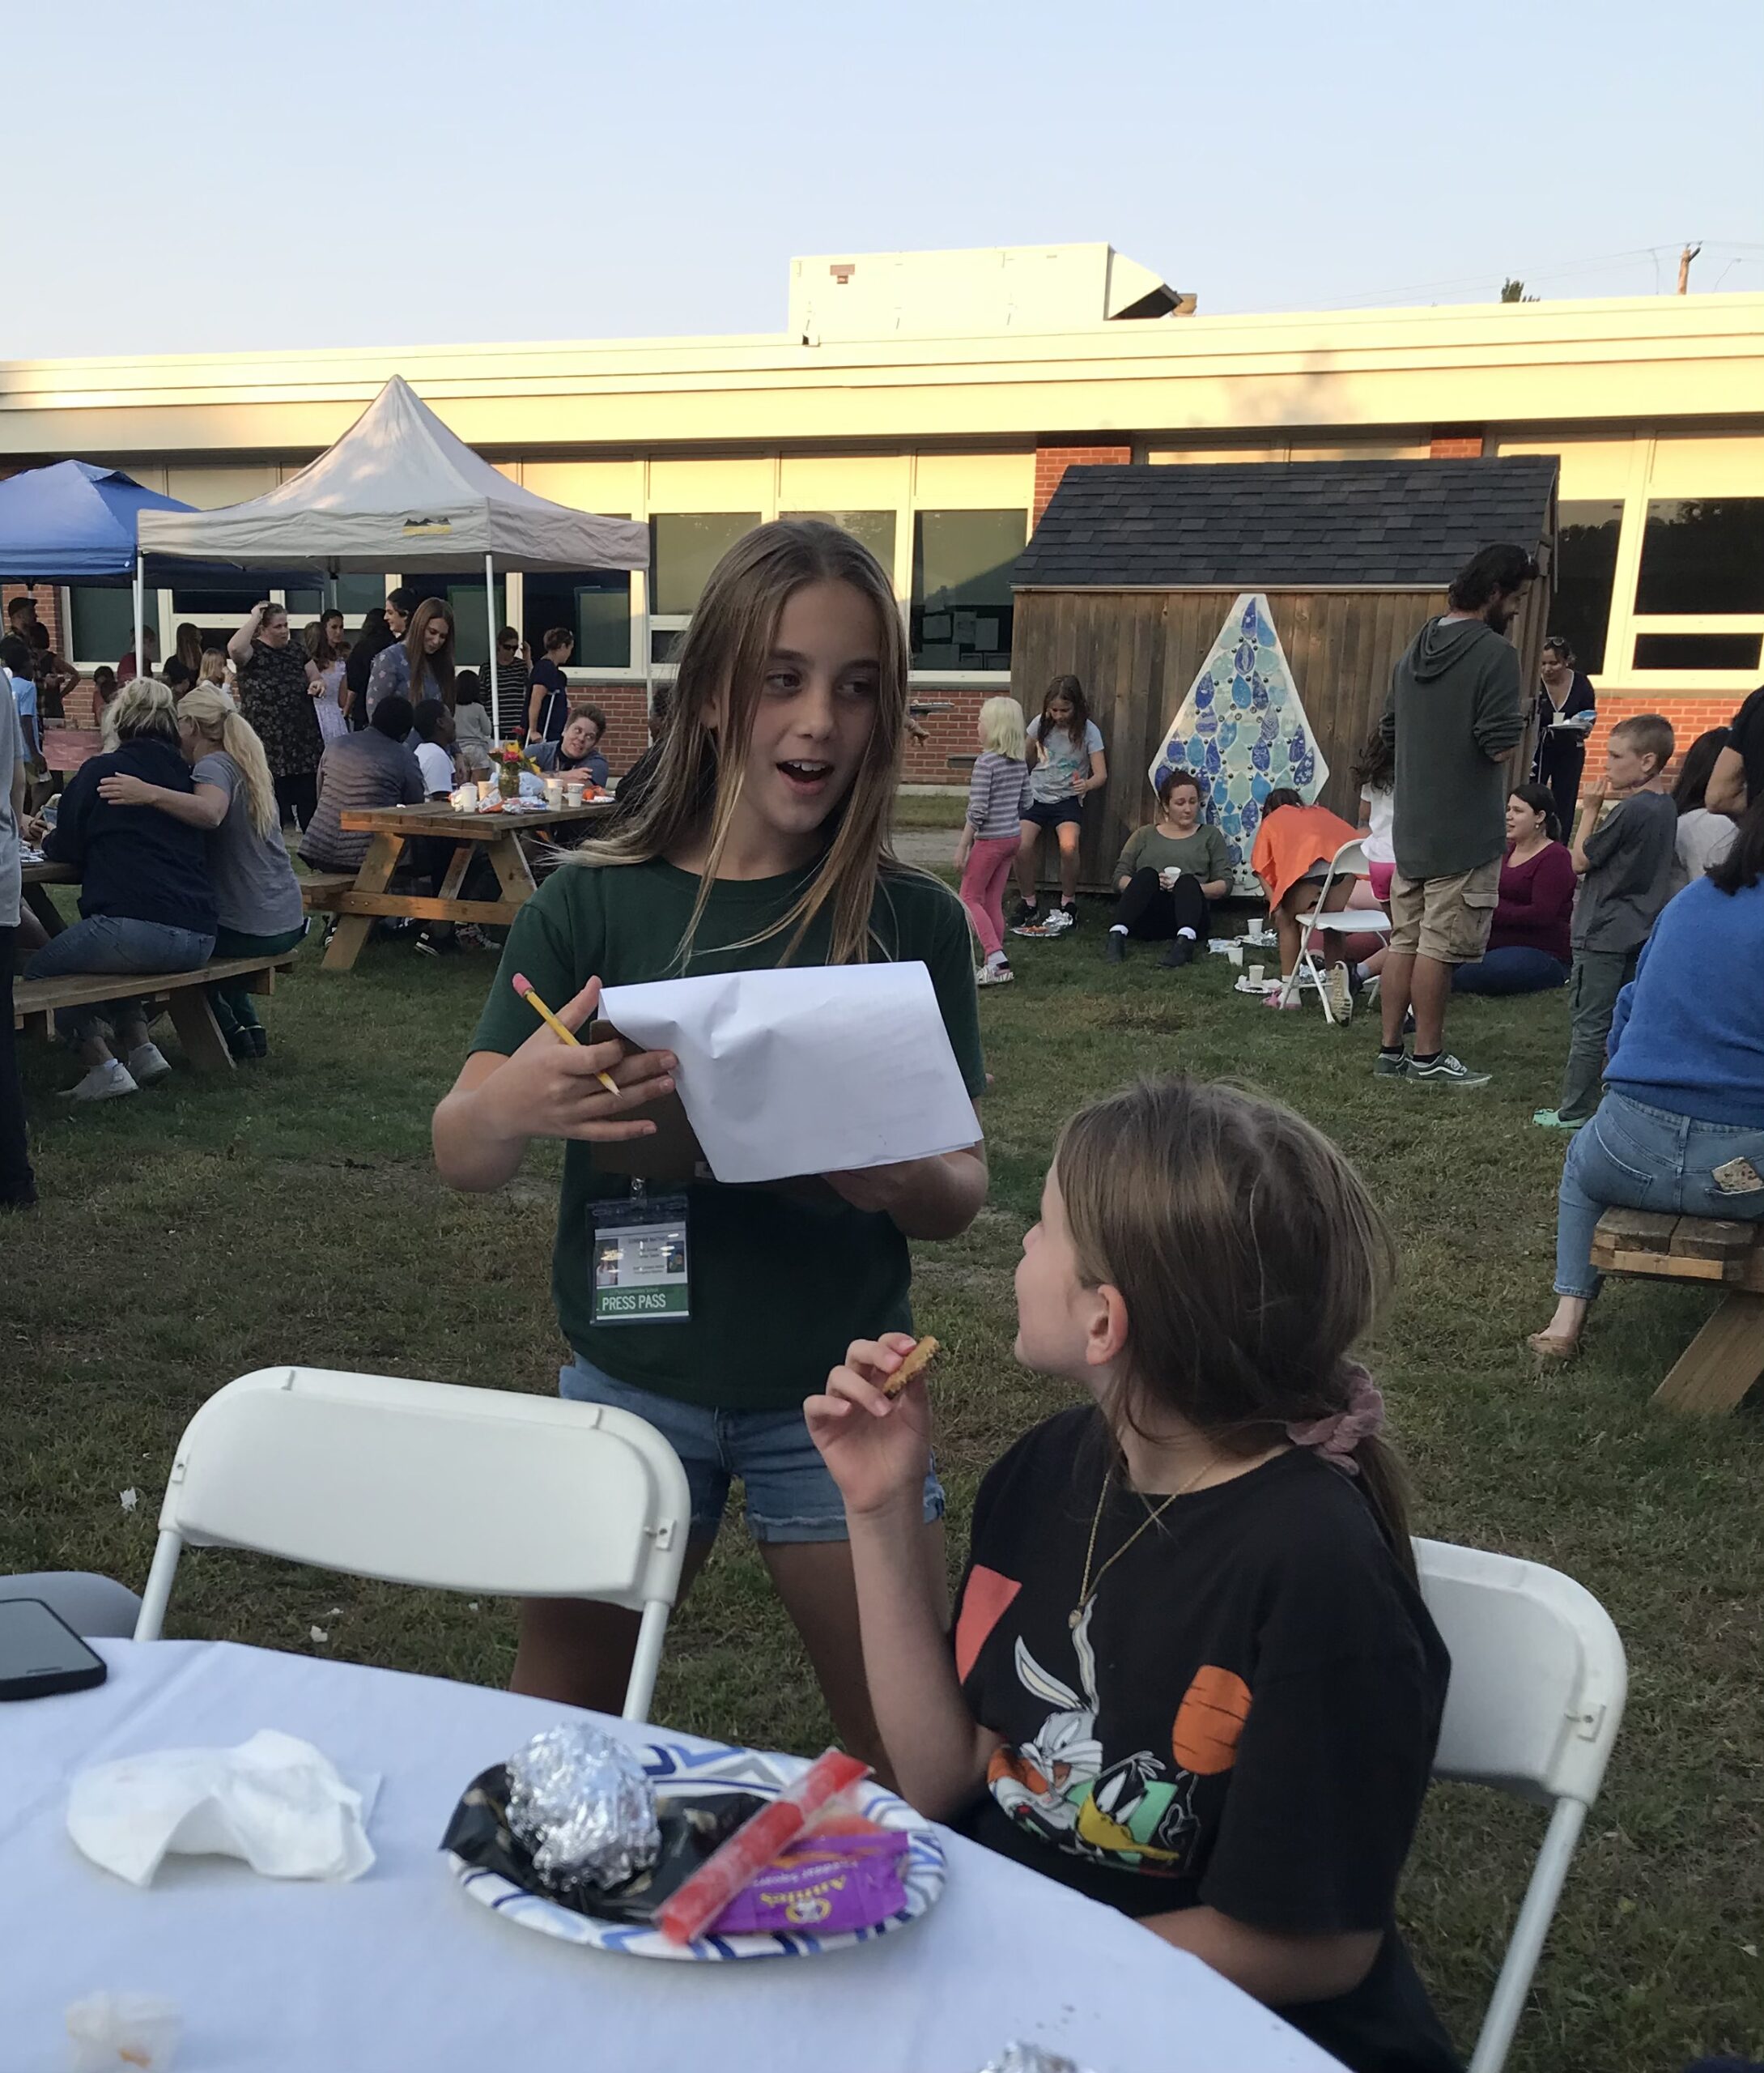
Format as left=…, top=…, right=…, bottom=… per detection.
left=4, top=244, right=1762, bottom=781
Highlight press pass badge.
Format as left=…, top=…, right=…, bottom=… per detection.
left=593, top=1187, right=690, bottom=1324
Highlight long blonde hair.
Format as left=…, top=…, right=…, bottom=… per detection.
left=1054, top=1077, right=1415, bottom=1577
left=570, top=520, right=910, bottom=967
left=176, top=685, right=278, bottom=837
left=978, top=695, right=1026, bottom=760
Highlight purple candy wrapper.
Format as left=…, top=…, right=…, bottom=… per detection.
left=708, top=1828, right=910, bottom=1936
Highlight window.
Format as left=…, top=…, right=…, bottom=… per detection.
left=1552, top=502, right=1622, bottom=673
left=400, top=577, right=507, bottom=669
left=68, top=587, right=159, bottom=666
left=780, top=510, right=897, bottom=578
left=651, top=514, right=760, bottom=616
left=524, top=569, right=634, bottom=671
left=911, top=510, right=1025, bottom=670
left=1632, top=632, right=1762, bottom=671
left=1635, top=500, right=1764, bottom=615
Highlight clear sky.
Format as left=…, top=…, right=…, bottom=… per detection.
left=15, top=0, right=1763, bottom=360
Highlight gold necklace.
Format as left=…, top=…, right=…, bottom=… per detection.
left=1070, top=1454, right=1218, bottom=1630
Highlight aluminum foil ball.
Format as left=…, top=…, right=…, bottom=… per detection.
left=505, top=1724, right=661, bottom=1893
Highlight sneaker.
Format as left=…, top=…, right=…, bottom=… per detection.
left=226, top=1026, right=257, bottom=1062
left=1159, top=939, right=1193, bottom=969
left=1007, top=898, right=1038, bottom=929
left=247, top=1027, right=268, bottom=1059
left=1532, top=1109, right=1586, bottom=1131
left=976, top=963, right=1015, bottom=987
left=1323, top=964, right=1352, bottom=1023
left=1410, top=1053, right=1490, bottom=1088
left=1057, top=902, right=1080, bottom=930
left=62, top=1059, right=138, bottom=1103
left=126, top=1042, right=172, bottom=1087
left=456, top=924, right=491, bottom=951
left=1373, top=1049, right=1410, bottom=1079
left=1104, top=933, right=1127, bottom=964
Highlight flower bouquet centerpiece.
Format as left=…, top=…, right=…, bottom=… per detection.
left=488, top=740, right=541, bottom=802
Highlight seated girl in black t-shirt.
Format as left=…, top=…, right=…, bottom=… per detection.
left=808, top=1078, right=1460, bottom=2073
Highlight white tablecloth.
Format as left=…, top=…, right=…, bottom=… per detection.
left=0, top=1641, right=1337, bottom=2071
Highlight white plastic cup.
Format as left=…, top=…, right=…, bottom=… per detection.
left=1159, top=866, right=1180, bottom=889
left=544, top=777, right=565, bottom=809
left=563, top=782, right=584, bottom=809
left=454, top=781, right=478, bottom=811
left=1227, top=944, right=1244, bottom=967
left=1247, top=964, right=1265, bottom=986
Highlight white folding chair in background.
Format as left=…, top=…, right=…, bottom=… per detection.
left=1285, top=836, right=1390, bottom=1022
left=134, top=1366, right=692, bottom=1722
left=1414, top=1539, right=1628, bottom=2073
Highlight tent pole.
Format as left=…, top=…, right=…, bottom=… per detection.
left=133, top=554, right=145, bottom=683
left=485, top=552, right=500, bottom=740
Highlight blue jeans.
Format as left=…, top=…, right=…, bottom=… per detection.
left=1452, top=945, right=1569, bottom=995
left=24, top=915, right=215, bottom=1045
left=560, top=1352, right=946, bottom=1544
left=1554, top=1092, right=1764, bottom=1299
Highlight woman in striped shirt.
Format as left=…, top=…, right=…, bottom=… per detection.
left=954, top=695, right=1031, bottom=985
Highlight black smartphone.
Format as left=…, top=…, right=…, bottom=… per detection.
left=0, top=1598, right=108, bottom=1700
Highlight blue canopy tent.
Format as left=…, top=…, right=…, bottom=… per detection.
left=0, top=460, right=308, bottom=673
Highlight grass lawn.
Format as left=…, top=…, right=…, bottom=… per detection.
left=891, top=788, right=970, bottom=828
left=6, top=887, right=1762, bottom=2071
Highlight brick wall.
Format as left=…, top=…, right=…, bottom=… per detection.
left=904, top=688, right=991, bottom=785
left=1429, top=432, right=1486, bottom=459
left=1580, top=692, right=1749, bottom=787
left=561, top=683, right=652, bottom=777
left=1033, top=443, right=1132, bottom=526
left=2, top=582, right=66, bottom=653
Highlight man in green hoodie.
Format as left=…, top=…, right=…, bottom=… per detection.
left=1376, top=543, right=1537, bottom=1087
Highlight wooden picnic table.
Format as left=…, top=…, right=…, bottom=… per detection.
left=1590, top=1207, right=1764, bottom=1413
left=20, top=858, right=76, bottom=937
left=315, top=799, right=612, bottom=973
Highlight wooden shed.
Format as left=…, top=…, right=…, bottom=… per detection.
left=1010, top=458, right=1558, bottom=892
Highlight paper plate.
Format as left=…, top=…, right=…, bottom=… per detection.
left=448, top=1741, right=946, bottom=1961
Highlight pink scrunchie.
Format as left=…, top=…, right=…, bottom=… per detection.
left=1286, top=1364, right=1385, bottom=1476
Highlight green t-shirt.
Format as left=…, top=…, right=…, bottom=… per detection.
left=1112, top=823, right=1232, bottom=888
left=470, top=857, right=987, bottom=1412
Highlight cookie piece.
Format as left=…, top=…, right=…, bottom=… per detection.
left=881, top=1335, right=940, bottom=1400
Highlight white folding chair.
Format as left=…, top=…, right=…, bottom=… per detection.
left=1414, top=1539, right=1628, bottom=2073
left=134, top=1366, right=692, bottom=1722
left=1286, top=837, right=1391, bottom=1023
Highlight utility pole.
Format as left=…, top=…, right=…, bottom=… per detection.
left=1677, top=242, right=1702, bottom=293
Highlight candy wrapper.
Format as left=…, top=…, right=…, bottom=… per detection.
left=504, top=1725, right=660, bottom=1895
left=708, top=1828, right=908, bottom=1935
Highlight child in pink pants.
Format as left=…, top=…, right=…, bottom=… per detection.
left=955, top=696, right=1031, bottom=985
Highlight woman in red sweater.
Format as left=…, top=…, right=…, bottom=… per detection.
left=1452, top=784, right=1577, bottom=994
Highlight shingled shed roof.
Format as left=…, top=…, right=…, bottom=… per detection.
left=1014, top=458, right=1558, bottom=590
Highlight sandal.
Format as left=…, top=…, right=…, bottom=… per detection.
left=1525, top=1330, right=1581, bottom=1363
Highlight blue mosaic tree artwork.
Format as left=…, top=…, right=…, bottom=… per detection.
left=1146, top=592, right=1329, bottom=895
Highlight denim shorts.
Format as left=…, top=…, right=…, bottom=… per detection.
left=1022, top=795, right=1084, bottom=830
left=560, top=1352, right=946, bottom=1545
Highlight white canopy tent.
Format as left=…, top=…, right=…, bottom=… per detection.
left=135, top=375, right=648, bottom=736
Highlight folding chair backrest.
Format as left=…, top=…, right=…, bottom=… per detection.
left=1416, top=1537, right=1625, bottom=1807
left=1415, top=1539, right=1627, bottom=2073
left=134, top=1368, right=691, bottom=1702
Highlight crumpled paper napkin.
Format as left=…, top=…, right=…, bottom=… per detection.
left=67, top=1729, right=376, bottom=1887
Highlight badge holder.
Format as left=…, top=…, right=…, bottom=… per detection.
left=593, top=1181, right=691, bottom=1326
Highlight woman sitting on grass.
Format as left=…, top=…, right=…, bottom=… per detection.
left=809, top=1077, right=1457, bottom=2073
left=1449, top=784, right=1577, bottom=997
left=96, top=687, right=307, bottom=1059
left=1104, top=767, right=1231, bottom=969
left=23, top=680, right=216, bottom=1101
left=1249, top=788, right=1362, bottom=1013
left=1528, top=793, right=1764, bottom=1361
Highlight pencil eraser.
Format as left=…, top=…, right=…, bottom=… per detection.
left=511, top=973, right=533, bottom=997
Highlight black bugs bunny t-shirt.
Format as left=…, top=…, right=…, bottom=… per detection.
left=951, top=1409, right=1460, bottom=2073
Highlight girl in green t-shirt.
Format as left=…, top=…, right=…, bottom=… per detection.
left=434, top=521, right=988, bottom=1764
left=1104, top=767, right=1232, bottom=969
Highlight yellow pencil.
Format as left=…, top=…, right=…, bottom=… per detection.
left=512, top=973, right=622, bottom=1097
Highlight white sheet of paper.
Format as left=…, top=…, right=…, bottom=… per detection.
left=600, top=963, right=978, bottom=1185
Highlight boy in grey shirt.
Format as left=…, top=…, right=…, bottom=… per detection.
left=1539, top=713, right=1678, bottom=1128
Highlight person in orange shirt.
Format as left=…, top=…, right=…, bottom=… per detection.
left=1249, top=790, right=1362, bottom=1013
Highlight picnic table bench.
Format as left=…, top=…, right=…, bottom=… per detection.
left=13, top=955, right=298, bottom=1073
left=1590, top=1207, right=1764, bottom=1414
left=305, top=800, right=610, bottom=973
